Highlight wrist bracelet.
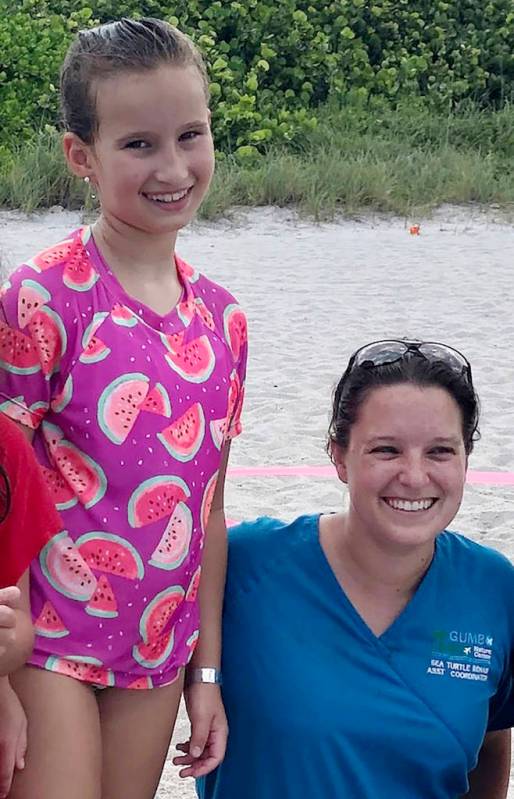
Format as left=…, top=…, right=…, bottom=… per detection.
left=186, top=667, right=222, bottom=685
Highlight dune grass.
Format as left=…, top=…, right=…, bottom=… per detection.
left=1, top=100, right=513, bottom=219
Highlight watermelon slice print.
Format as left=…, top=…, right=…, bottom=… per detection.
left=209, top=417, right=227, bottom=451
left=185, top=566, right=201, bottom=603
left=133, top=630, right=174, bottom=669
left=28, top=306, right=67, bottom=377
left=97, top=373, right=150, bottom=445
left=26, top=238, right=75, bottom=272
left=80, top=312, right=110, bottom=364
left=86, top=574, right=118, bottom=618
left=62, top=234, right=99, bottom=292
left=40, top=466, right=78, bottom=511
left=149, top=502, right=192, bottom=571
left=127, top=676, right=153, bottom=689
left=201, top=472, right=218, bottom=534
left=164, top=335, right=215, bottom=384
left=194, top=298, right=215, bottom=330
left=40, top=531, right=97, bottom=602
left=76, top=532, right=144, bottom=580
left=128, top=475, right=190, bottom=529
left=17, top=279, right=51, bottom=329
left=42, top=421, right=107, bottom=508
left=34, top=600, right=69, bottom=639
left=139, top=585, right=185, bottom=642
left=0, top=321, right=40, bottom=375
left=141, top=383, right=172, bottom=417
left=157, top=403, right=205, bottom=462
left=0, top=396, right=48, bottom=430
left=111, top=303, right=138, bottom=328
left=46, top=655, right=115, bottom=687
left=223, top=304, right=247, bottom=361
left=51, top=374, right=73, bottom=413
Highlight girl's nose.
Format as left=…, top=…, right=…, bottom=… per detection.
left=154, top=145, right=189, bottom=185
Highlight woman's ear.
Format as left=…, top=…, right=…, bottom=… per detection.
left=63, top=132, right=95, bottom=180
left=330, top=442, right=348, bottom=484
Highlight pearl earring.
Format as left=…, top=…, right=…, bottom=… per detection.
left=84, top=176, right=96, bottom=200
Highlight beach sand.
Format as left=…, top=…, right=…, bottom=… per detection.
left=1, top=205, right=513, bottom=797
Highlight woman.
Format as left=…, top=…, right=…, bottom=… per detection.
left=186, top=340, right=513, bottom=798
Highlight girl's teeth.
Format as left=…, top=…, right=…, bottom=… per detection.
left=147, top=189, right=189, bottom=202
left=386, top=498, right=435, bottom=512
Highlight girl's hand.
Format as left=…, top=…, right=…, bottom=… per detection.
left=0, top=678, right=27, bottom=798
left=173, top=683, right=228, bottom=778
left=0, top=587, right=21, bottom=672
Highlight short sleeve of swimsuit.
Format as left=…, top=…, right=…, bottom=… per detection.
left=0, top=414, right=62, bottom=587
left=0, top=227, right=247, bottom=688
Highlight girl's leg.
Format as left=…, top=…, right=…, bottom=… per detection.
left=97, top=672, right=184, bottom=799
left=9, top=665, right=102, bottom=799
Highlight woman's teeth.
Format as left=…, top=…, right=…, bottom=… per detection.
left=384, top=498, right=436, bottom=512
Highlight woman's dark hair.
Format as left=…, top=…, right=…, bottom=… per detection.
left=0, top=463, right=11, bottom=524
left=328, top=353, right=480, bottom=457
left=60, top=17, right=210, bottom=144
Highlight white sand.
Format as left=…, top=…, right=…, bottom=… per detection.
left=1, top=205, right=513, bottom=797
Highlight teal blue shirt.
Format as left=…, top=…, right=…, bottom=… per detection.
left=198, top=515, right=514, bottom=799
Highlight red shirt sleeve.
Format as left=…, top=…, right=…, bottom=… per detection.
left=0, top=414, right=62, bottom=587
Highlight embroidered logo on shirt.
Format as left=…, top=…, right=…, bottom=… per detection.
left=426, top=630, right=493, bottom=681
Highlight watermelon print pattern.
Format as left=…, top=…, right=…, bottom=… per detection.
left=0, top=227, right=247, bottom=688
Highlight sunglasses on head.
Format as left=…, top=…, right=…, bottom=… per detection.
left=347, top=339, right=473, bottom=383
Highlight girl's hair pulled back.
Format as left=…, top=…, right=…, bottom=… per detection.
left=60, top=17, right=209, bottom=144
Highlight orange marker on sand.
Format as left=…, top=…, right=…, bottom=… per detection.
left=409, top=224, right=421, bottom=235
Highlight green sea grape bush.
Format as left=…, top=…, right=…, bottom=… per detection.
left=1, top=0, right=513, bottom=154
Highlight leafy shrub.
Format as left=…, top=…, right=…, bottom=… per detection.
left=1, top=0, right=513, bottom=154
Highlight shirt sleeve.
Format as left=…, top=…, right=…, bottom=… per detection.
left=487, top=658, right=514, bottom=730
left=225, top=309, right=248, bottom=440
left=0, top=415, right=62, bottom=587
left=0, top=268, right=67, bottom=429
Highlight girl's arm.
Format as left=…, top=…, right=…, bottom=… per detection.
left=175, top=443, right=231, bottom=778
left=0, top=570, right=34, bottom=677
left=463, top=729, right=511, bottom=799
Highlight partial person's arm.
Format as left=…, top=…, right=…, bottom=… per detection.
left=0, top=569, right=32, bottom=797
left=0, top=571, right=34, bottom=676
left=175, top=443, right=231, bottom=778
left=463, top=729, right=511, bottom=799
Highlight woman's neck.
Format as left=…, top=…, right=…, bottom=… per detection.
left=320, top=512, right=435, bottom=629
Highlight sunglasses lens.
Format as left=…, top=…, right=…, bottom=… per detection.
left=354, top=341, right=406, bottom=367
left=418, top=344, right=469, bottom=374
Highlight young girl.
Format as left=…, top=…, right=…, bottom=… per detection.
left=0, top=412, right=63, bottom=798
left=0, top=17, right=247, bottom=799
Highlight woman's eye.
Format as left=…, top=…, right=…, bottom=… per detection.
left=429, top=447, right=455, bottom=457
left=370, top=446, right=398, bottom=455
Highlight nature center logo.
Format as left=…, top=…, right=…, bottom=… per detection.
left=426, top=630, right=493, bottom=681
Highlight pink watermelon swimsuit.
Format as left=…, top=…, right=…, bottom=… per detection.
left=0, top=226, right=247, bottom=688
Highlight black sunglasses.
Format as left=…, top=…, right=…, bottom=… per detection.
left=347, top=339, right=473, bottom=383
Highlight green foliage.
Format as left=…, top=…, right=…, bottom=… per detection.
left=1, top=0, right=513, bottom=151
left=2, top=102, right=513, bottom=216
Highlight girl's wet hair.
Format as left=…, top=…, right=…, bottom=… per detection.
left=328, top=352, right=480, bottom=456
left=60, top=17, right=209, bottom=144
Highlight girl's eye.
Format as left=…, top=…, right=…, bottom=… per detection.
left=180, top=130, right=201, bottom=141
left=125, top=140, right=150, bottom=150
